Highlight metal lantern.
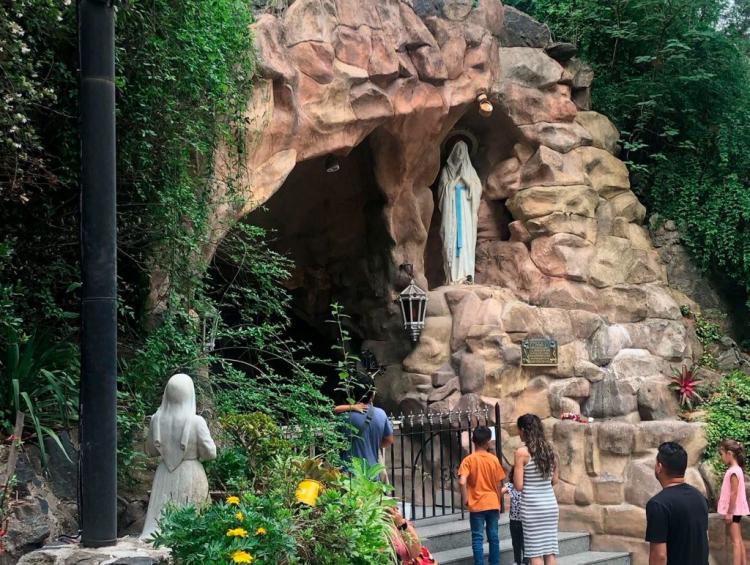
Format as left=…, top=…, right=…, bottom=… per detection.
left=397, top=275, right=428, bottom=343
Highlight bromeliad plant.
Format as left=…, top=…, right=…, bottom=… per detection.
left=670, top=365, right=704, bottom=410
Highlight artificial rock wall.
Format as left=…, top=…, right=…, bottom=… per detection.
left=222, top=1, right=715, bottom=563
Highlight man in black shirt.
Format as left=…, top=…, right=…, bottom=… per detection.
left=645, top=442, right=709, bottom=565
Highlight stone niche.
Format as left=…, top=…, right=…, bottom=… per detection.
left=204, top=1, right=712, bottom=563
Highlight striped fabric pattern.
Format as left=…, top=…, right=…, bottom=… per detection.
left=520, top=458, right=559, bottom=558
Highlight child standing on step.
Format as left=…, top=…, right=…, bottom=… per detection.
left=459, top=426, right=506, bottom=565
left=503, top=467, right=530, bottom=565
left=718, top=439, right=749, bottom=565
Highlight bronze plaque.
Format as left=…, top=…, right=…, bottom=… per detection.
left=521, top=337, right=558, bottom=366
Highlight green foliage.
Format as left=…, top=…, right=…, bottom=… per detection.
left=217, top=413, right=293, bottom=489
left=0, top=0, right=347, bottom=492
left=206, top=447, right=251, bottom=493
left=151, top=493, right=297, bottom=565
left=704, top=371, right=750, bottom=468
left=327, top=303, right=360, bottom=405
left=115, top=0, right=256, bottom=296
left=505, top=0, right=750, bottom=309
left=0, top=0, right=75, bottom=202
left=296, top=458, right=396, bottom=565
left=695, top=313, right=723, bottom=345
left=679, top=305, right=724, bottom=367
left=0, top=329, right=78, bottom=466
left=154, top=457, right=397, bottom=565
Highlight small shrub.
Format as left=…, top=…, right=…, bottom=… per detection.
left=695, top=314, right=722, bottom=345
left=218, top=413, right=293, bottom=489
left=296, top=458, right=396, bottom=565
left=151, top=493, right=297, bottom=565
left=206, top=447, right=250, bottom=493
left=0, top=329, right=78, bottom=466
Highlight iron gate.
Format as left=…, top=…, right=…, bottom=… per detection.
left=385, top=403, right=504, bottom=521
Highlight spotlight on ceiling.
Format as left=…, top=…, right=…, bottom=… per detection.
left=325, top=155, right=340, bottom=173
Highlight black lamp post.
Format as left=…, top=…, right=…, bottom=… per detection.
left=78, top=0, right=118, bottom=548
left=396, top=265, right=428, bottom=343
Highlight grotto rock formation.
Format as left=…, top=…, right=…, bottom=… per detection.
left=202, top=2, right=710, bottom=563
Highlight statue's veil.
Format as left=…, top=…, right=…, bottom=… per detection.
left=439, top=141, right=480, bottom=194
left=437, top=141, right=482, bottom=281
left=151, top=373, right=197, bottom=471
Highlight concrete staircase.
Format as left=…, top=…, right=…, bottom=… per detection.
left=416, top=513, right=631, bottom=565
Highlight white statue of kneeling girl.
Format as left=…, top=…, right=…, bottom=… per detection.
left=141, top=373, right=217, bottom=540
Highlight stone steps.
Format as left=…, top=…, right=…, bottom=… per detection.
left=417, top=515, right=631, bottom=565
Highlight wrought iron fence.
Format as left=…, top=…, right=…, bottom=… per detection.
left=385, top=403, right=503, bottom=522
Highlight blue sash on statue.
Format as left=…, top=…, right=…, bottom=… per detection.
left=455, top=182, right=464, bottom=258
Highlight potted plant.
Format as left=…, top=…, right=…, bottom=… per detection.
left=295, top=459, right=339, bottom=507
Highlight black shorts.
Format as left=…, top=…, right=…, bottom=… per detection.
left=734, top=516, right=743, bottom=523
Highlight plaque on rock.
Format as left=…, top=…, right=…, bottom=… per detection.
left=443, top=0, right=473, bottom=21
left=521, top=337, right=558, bottom=366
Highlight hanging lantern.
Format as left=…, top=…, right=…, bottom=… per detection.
left=477, top=93, right=493, bottom=118
left=396, top=265, right=428, bottom=343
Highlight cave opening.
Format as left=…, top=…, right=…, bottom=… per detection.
left=238, top=138, right=394, bottom=397
left=424, top=105, right=517, bottom=290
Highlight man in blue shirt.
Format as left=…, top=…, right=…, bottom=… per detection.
left=337, top=388, right=394, bottom=467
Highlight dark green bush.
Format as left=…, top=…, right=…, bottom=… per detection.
left=704, top=371, right=750, bottom=468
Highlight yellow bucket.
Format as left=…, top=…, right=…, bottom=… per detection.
left=295, top=479, right=322, bottom=506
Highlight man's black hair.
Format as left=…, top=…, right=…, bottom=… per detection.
left=657, top=441, right=688, bottom=478
left=472, top=426, right=492, bottom=446
left=354, top=373, right=375, bottom=403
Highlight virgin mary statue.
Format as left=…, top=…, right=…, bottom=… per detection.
left=438, top=140, right=482, bottom=284
left=141, top=373, right=217, bottom=540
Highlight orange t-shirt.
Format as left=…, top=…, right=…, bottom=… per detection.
left=458, top=450, right=506, bottom=512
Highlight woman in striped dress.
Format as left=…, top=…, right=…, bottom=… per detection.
left=513, top=413, right=559, bottom=565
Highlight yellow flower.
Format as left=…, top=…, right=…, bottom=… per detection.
left=231, top=550, right=254, bottom=563
left=226, top=496, right=241, bottom=506
left=255, top=527, right=267, bottom=536
left=235, top=512, right=245, bottom=522
left=226, top=528, right=248, bottom=538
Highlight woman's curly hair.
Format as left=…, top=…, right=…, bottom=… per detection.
left=517, top=413, right=556, bottom=480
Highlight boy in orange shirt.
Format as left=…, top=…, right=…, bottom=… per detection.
left=459, top=426, right=506, bottom=565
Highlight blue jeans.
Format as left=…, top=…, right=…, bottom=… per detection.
left=470, top=509, right=500, bottom=565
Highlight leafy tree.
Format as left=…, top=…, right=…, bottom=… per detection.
left=1, top=0, right=343, bottom=479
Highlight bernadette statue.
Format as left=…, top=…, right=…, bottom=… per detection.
left=141, top=373, right=217, bottom=540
